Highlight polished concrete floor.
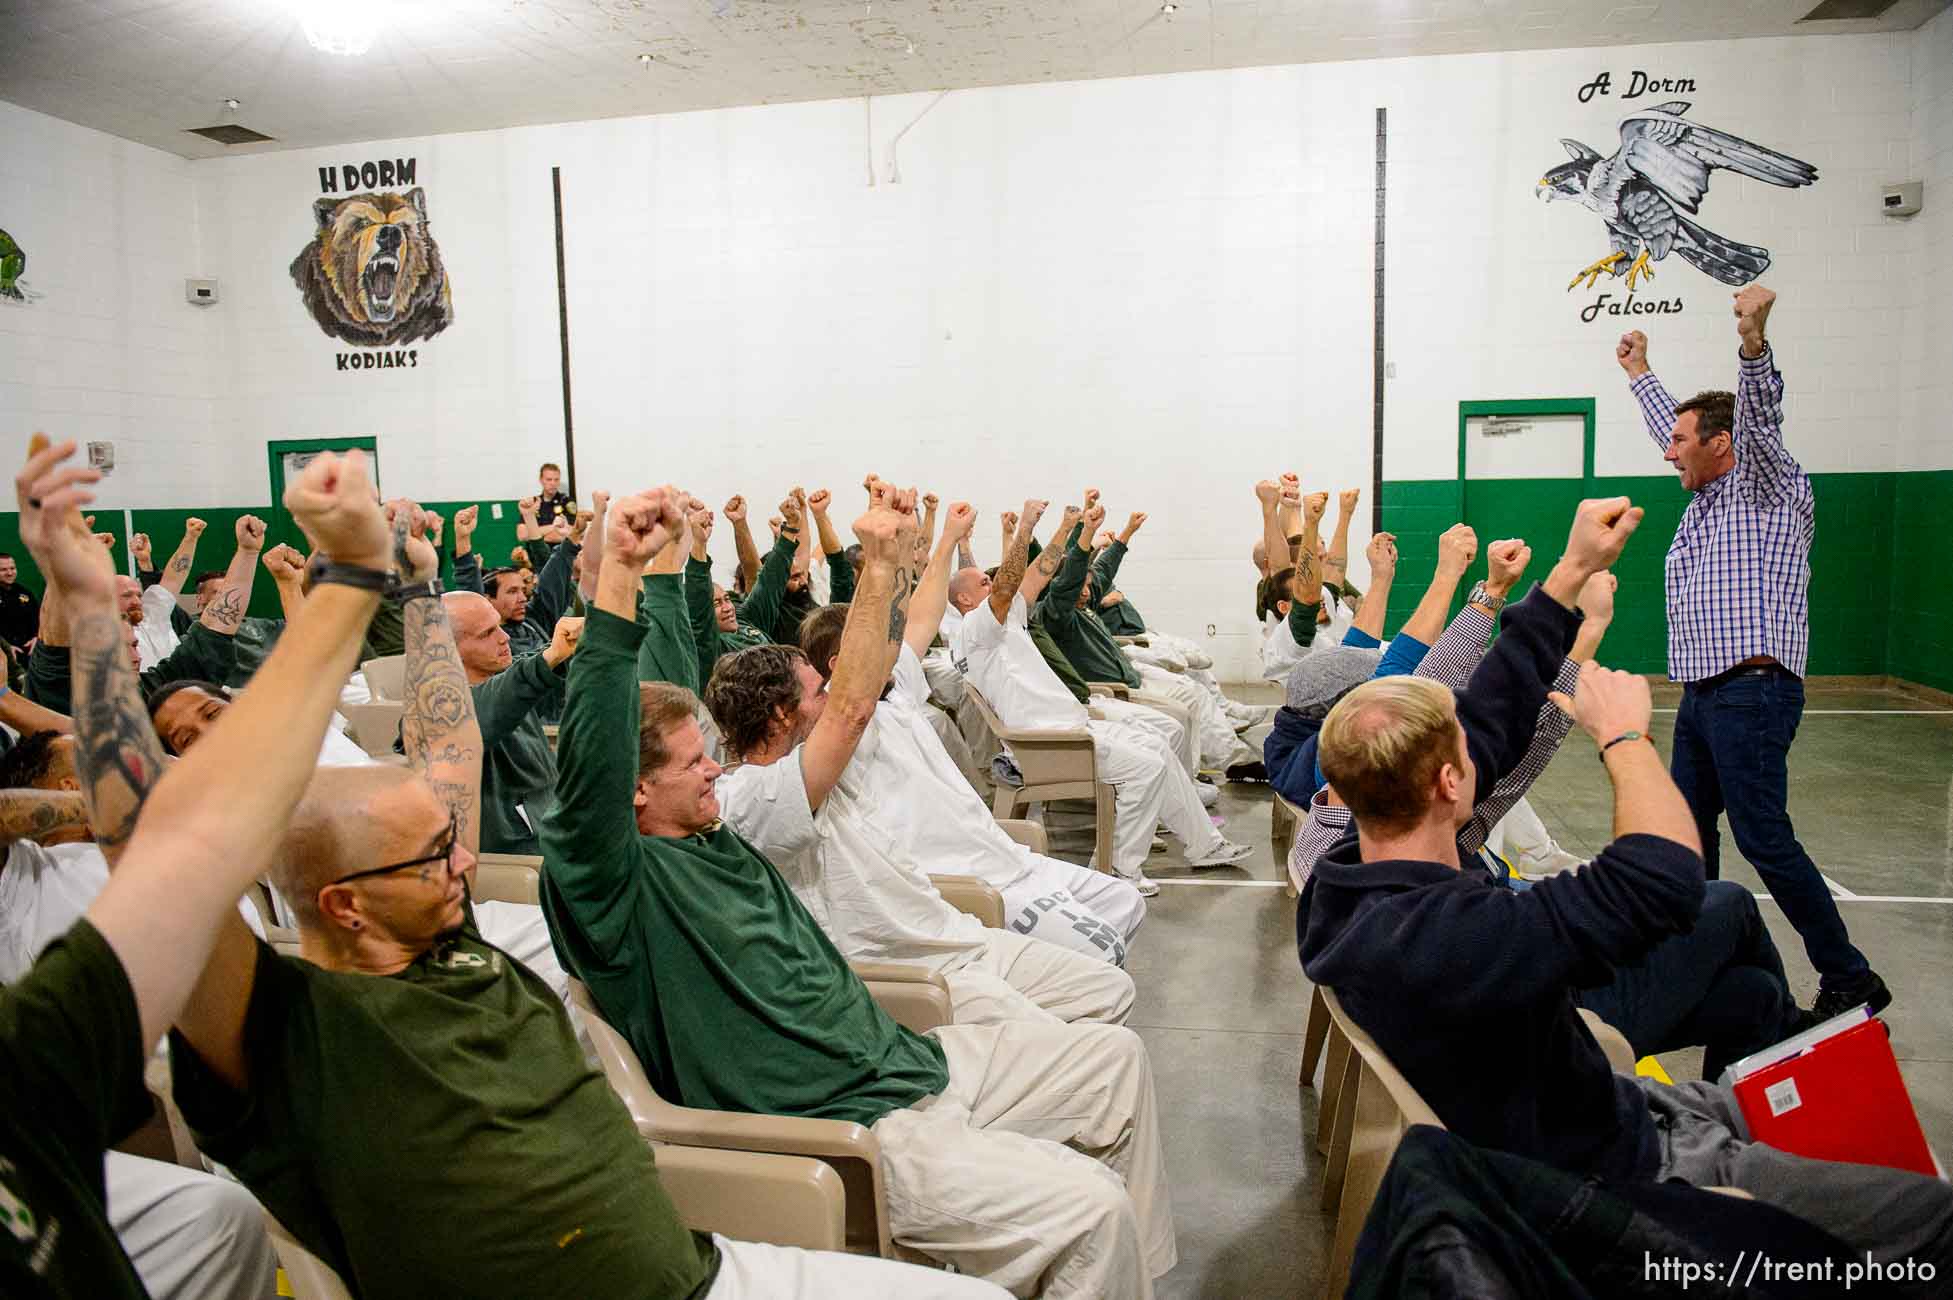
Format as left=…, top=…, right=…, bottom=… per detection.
left=1100, top=681, right=1953, bottom=1299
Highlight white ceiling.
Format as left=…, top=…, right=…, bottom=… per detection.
left=2, top=0, right=1947, bottom=159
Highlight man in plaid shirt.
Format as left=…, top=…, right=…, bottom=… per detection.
left=1619, top=286, right=1886, bottom=1020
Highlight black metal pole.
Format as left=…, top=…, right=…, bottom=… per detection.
left=1372, top=108, right=1387, bottom=536
left=552, top=166, right=578, bottom=501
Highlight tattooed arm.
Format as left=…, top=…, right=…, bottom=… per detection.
left=197, top=515, right=266, bottom=636
left=395, top=510, right=484, bottom=856
left=19, top=440, right=387, bottom=1057
left=156, top=519, right=206, bottom=597
left=796, top=486, right=916, bottom=813
left=1019, top=504, right=1080, bottom=607
left=0, top=789, right=91, bottom=846
left=987, top=499, right=1046, bottom=621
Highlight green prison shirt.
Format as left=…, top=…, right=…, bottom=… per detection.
left=540, top=608, right=949, bottom=1125
left=637, top=572, right=699, bottom=691
left=1090, top=539, right=1149, bottom=638
left=474, top=649, right=565, bottom=855
left=169, top=923, right=718, bottom=1300
left=25, top=622, right=239, bottom=716
left=1036, top=533, right=1142, bottom=691
left=684, top=528, right=795, bottom=687
left=0, top=921, right=154, bottom=1300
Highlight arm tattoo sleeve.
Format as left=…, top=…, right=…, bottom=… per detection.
left=70, top=611, right=171, bottom=855
left=1034, top=546, right=1064, bottom=576
left=400, top=594, right=483, bottom=846
left=992, top=534, right=1030, bottom=603
left=167, top=555, right=190, bottom=577
left=0, top=790, right=90, bottom=846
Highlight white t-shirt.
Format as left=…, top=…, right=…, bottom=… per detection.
left=867, top=646, right=1040, bottom=892
left=938, top=605, right=964, bottom=646
left=953, top=594, right=1088, bottom=730
left=919, top=646, right=965, bottom=709
left=1260, top=611, right=1308, bottom=683
left=135, top=585, right=183, bottom=671
left=715, top=746, right=985, bottom=968
left=0, top=839, right=263, bottom=984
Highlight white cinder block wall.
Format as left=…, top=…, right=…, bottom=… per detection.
left=4, top=27, right=1950, bottom=676
left=0, top=101, right=217, bottom=510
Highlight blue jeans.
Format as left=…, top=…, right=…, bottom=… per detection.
left=1670, top=668, right=1869, bottom=988
left=1575, top=881, right=1802, bottom=1081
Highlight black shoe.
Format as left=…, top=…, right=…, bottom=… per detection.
left=1809, top=970, right=1892, bottom=1021
left=1224, top=761, right=1267, bottom=783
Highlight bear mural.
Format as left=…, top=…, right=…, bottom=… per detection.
left=290, top=187, right=454, bottom=346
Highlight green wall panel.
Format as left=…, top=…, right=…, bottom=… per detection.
left=1382, top=471, right=1896, bottom=680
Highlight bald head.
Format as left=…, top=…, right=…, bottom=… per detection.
left=444, top=590, right=512, bottom=681
left=948, top=567, right=991, bottom=613
left=275, top=765, right=424, bottom=929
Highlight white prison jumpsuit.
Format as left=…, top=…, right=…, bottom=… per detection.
left=956, top=597, right=1227, bottom=881
left=717, top=747, right=1132, bottom=1026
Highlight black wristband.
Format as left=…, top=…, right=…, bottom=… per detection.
left=390, top=578, right=443, bottom=603
left=1598, top=730, right=1649, bottom=763
left=309, top=560, right=392, bottom=593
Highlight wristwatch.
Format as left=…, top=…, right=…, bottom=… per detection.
left=390, top=577, right=444, bottom=603
left=1467, top=581, right=1506, bottom=617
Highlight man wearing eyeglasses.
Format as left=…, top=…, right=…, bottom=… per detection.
left=156, top=496, right=999, bottom=1300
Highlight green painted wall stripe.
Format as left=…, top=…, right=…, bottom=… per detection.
left=1383, top=470, right=1900, bottom=681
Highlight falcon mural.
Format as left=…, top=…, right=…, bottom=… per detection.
left=1537, top=100, right=1817, bottom=292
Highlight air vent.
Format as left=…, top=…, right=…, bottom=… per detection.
left=1799, top=0, right=1902, bottom=20
left=185, top=123, right=276, bottom=145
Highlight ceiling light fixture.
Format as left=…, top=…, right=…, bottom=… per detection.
left=1162, top=2, right=1178, bottom=12
left=300, top=0, right=379, bottom=56
left=223, top=97, right=242, bottom=112
left=638, top=52, right=654, bottom=68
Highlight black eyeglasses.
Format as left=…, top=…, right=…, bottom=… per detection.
left=333, top=814, right=457, bottom=888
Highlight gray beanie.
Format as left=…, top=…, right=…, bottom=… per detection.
left=1286, top=646, right=1383, bottom=719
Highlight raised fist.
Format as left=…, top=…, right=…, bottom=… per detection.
left=1123, top=511, right=1147, bottom=538
left=1302, top=491, right=1328, bottom=523
left=1255, top=479, right=1280, bottom=507
left=425, top=512, right=445, bottom=544
left=1563, top=497, right=1644, bottom=575
left=518, top=496, right=540, bottom=517
left=1551, top=659, right=1652, bottom=747
left=855, top=484, right=919, bottom=568
left=689, top=502, right=715, bottom=547
left=780, top=493, right=804, bottom=530
left=454, top=504, right=479, bottom=536
left=283, top=450, right=389, bottom=571
left=809, top=488, right=832, bottom=515
left=1082, top=503, right=1106, bottom=535
left=606, top=488, right=684, bottom=568
left=1616, top=330, right=1649, bottom=377
left=545, top=616, right=585, bottom=667
left=1001, top=510, right=1019, bottom=536
left=1338, top=488, right=1361, bottom=515
left=15, top=436, right=112, bottom=600
left=1436, top=522, right=1478, bottom=576
left=236, top=514, right=267, bottom=554
left=922, top=492, right=940, bottom=512
left=1578, top=569, right=1618, bottom=623
left=1733, top=285, right=1775, bottom=350
left=1486, top=537, right=1532, bottom=593
left=723, top=495, right=748, bottom=525
left=1365, top=530, right=1398, bottom=582
left=1083, top=488, right=1100, bottom=511
left=1021, top=499, right=1050, bottom=531
left=130, top=533, right=153, bottom=566
left=261, top=543, right=306, bottom=583
left=942, top=501, right=976, bottom=541
left=184, top=517, right=208, bottom=539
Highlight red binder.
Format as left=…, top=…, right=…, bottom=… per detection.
left=1723, top=1008, right=1939, bottom=1178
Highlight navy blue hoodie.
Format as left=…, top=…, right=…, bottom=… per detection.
left=1298, top=585, right=1706, bottom=1182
